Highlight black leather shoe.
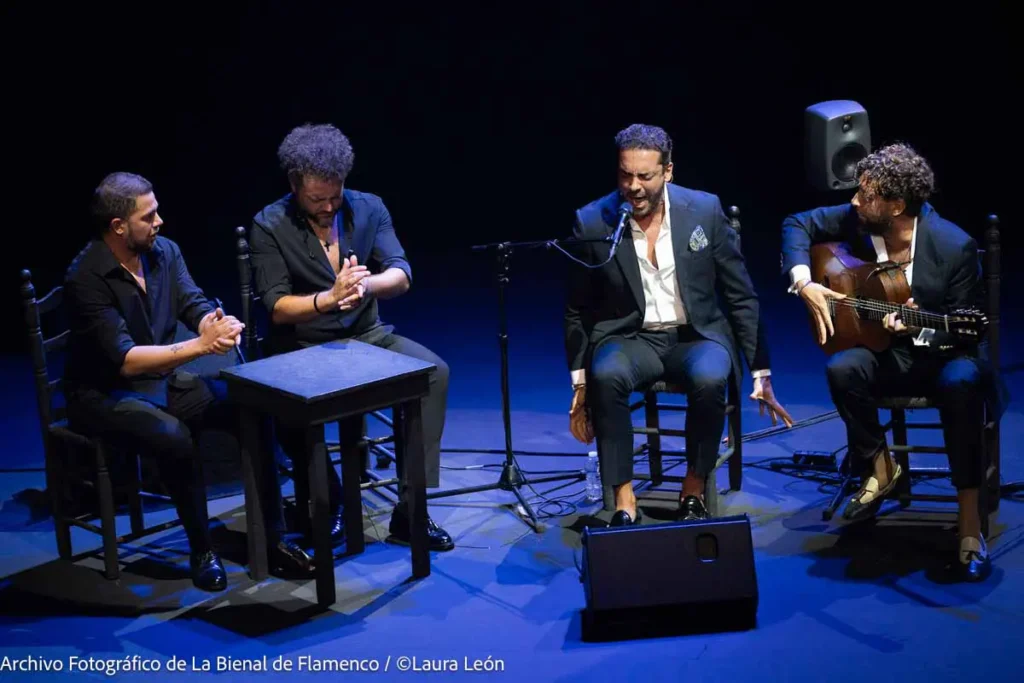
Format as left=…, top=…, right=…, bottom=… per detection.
left=679, top=495, right=709, bottom=521
left=190, top=550, right=227, bottom=592
left=959, top=537, right=992, bottom=583
left=329, top=508, right=345, bottom=541
left=609, top=507, right=642, bottom=527
left=841, top=447, right=902, bottom=522
left=269, top=539, right=314, bottom=578
left=389, top=503, right=455, bottom=552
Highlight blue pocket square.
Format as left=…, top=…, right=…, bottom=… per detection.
left=688, top=225, right=709, bottom=252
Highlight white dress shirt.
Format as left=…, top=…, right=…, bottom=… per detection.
left=788, top=217, right=933, bottom=344
left=572, top=190, right=770, bottom=385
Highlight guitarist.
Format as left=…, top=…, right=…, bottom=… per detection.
left=781, top=142, right=1007, bottom=582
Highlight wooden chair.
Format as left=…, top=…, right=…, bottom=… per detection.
left=234, top=226, right=401, bottom=533
left=20, top=269, right=182, bottom=579
left=822, top=214, right=1002, bottom=535
left=601, top=207, right=746, bottom=517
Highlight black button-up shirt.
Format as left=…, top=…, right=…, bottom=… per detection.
left=249, top=190, right=413, bottom=349
left=63, top=236, right=215, bottom=407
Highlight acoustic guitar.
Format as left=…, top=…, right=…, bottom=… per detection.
left=808, top=242, right=988, bottom=355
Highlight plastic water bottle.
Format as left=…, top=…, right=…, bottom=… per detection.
left=584, top=451, right=601, bottom=502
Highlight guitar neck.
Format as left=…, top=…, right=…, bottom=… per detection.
left=829, top=297, right=949, bottom=329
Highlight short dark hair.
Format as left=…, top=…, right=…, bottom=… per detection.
left=91, top=172, right=153, bottom=237
left=277, top=123, right=355, bottom=185
left=614, top=124, right=673, bottom=166
left=856, top=142, right=935, bottom=216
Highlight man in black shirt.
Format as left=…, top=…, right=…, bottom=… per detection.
left=65, top=172, right=313, bottom=590
left=250, top=124, right=454, bottom=551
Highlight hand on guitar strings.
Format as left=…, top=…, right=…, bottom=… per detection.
left=797, top=281, right=846, bottom=345
left=749, top=376, right=794, bottom=428
left=883, top=297, right=919, bottom=336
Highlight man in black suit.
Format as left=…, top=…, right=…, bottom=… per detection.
left=565, top=124, right=792, bottom=526
left=781, top=142, right=1007, bottom=581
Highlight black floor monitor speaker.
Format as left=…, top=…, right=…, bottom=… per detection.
left=580, top=514, right=758, bottom=641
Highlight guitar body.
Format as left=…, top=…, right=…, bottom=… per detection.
left=809, top=242, right=912, bottom=355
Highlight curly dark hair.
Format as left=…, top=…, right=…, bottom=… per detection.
left=614, top=123, right=672, bottom=166
left=277, top=123, right=355, bottom=184
left=856, top=142, right=935, bottom=216
left=91, top=171, right=152, bottom=237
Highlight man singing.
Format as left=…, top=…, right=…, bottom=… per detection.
left=781, top=142, right=1007, bottom=581
left=249, top=123, right=454, bottom=551
left=565, top=124, right=792, bottom=526
left=64, top=172, right=312, bottom=591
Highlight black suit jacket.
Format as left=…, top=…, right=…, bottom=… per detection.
left=564, top=183, right=770, bottom=392
left=780, top=201, right=1009, bottom=418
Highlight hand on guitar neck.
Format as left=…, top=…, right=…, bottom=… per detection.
left=795, top=279, right=847, bottom=345
left=882, top=297, right=920, bottom=336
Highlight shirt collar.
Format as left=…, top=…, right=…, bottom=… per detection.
left=91, top=236, right=163, bottom=277
left=870, top=215, right=918, bottom=263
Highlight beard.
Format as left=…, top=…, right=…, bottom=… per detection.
left=127, top=232, right=156, bottom=253
left=301, top=205, right=337, bottom=230
left=857, top=212, right=893, bottom=237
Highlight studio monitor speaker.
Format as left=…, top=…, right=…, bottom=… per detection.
left=579, top=514, right=758, bottom=641
left=804, top=100, right=871, bottom=191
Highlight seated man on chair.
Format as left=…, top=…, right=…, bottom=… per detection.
left=64, top=172, right=312, bottom=591
left=565, top=124, right=792, bottom=526
left=781, top=142, right=1008, bottom=581
left=249, top=123, right=454, bottom=551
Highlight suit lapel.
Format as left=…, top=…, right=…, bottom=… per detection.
left=909, top=209, right=934, bottom=301
left=668, top=186, right=693, bottom=313
left=613, top=223, right=646, bottom=314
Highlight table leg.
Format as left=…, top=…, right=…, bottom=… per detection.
left=306, top=424, right=336, bottom=606
left=240, top=408, right=268, bottom=580
left=340, top=418, right=365, bottom=555
left=397, top=400, right=430, bottom=579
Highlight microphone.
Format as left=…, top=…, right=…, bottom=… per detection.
left=607, top=201, right=634, bottom=258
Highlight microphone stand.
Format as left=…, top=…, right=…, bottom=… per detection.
left=425, top=234, right=612, bottom=532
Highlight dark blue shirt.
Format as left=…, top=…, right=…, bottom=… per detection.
left=64, top=236, right=215, bottom=407
left=249, top=190, right=412, bottom=349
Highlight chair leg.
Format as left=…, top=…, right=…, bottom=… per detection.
left=292, top=455, right=312, bottom=539
left=890, top=408, right=912, bottom=507
left=979, top=421, right=991, bottom=538
left=645, top=392, right=663, bottom=486
left=127, top=455, right=144, bottom=537
left=728, top=403, right=742, bottom=492
left=45, top=435, right=72, bottom=560
left=94, top=443, right=120, bottom=580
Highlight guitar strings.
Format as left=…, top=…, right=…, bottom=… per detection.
left=828, top=298, right=954, bottom=325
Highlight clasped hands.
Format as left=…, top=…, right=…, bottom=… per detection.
left=320, top=255, right=371, bottom=312
left=198, top=308, right=244, bottom=355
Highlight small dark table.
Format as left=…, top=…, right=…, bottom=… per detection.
left=219, top=339, right=436, bottom=605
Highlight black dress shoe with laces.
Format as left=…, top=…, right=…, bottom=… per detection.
left=609, top=508, right=642, bottom=527
left=389, top=502, right=455, bottom=551
left=269, top=539, right=314, bottom=578
left=190, top=550, right=227, bottom=592
left=679, top=495, right=709, bottom=521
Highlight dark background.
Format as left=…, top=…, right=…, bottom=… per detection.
left=2, top=1, right=1017, bottom=357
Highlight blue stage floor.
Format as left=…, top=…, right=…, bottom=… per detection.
left=2, top=279, right=1022, bottom=682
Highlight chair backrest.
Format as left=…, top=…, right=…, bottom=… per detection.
left=235, top=226, right=263, bottom=359
left=982, top=214, right=1001, bottom=373
left=20, top=269, right=68, bottom=434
